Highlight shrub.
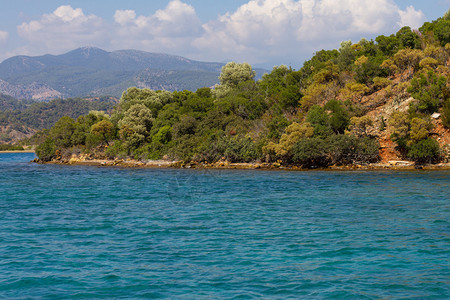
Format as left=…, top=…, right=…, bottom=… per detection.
left=35, top=138, right=57, bottom=161
left=327, top=135, right=379, bottom=165
left=292, top=138, right=330, bottom=168
left=407, top=138, right=440, bottom=163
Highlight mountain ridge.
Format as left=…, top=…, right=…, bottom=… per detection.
left=0, top=47, right=267, bottom=101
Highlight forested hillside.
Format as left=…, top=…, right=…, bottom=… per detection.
left=35, top=12, right=450, bottom=167
left=0, top=97, right=117, bottom=144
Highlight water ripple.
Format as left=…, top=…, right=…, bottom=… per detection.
left=0, top=153, right=449, bottom=298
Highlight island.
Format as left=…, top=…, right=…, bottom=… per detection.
left=31, top=13, right=449, bottom=170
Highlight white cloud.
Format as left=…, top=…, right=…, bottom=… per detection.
left=114, top=10, right=136, bottom=26
left=53, top=5, right=84, bottom=22
left=17, top=5, right=109, bottom=55
left=0, top=30, right=8, bottom=43
left=12, top=0, right=428, bottom=66
left=192, top=0, right=427, bottom=65
left=398, top=5, right=426, bottom=29
left=111, top=0, right=202, bottom=53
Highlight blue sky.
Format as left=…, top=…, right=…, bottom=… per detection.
left=0, top=0, right=448, bottom=68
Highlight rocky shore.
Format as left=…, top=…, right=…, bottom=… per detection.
left=33, top=153, right=450, bottom=171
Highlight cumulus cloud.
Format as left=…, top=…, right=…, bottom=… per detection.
left=111, top=0, right=202, bottom=52
left=17, top=5, right=109, bottom=55
left=13, top=0, right=427, bottom=66
left=398, top=5, right=426, bottom=29
left=0, top=30, right=8, bottom=43
left=194, top=0, right=427, bottom=64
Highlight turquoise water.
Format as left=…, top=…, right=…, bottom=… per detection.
left=0, top=153, right=449, bottom=299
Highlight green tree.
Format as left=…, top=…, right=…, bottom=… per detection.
left=349, top=115, right=374, bottom=137
left=292, top=137, right=330, bottom=167
left=306, top=105, right=332, bottom=138
left=35, top=137, right=57, bottom=162
left=389, top=111, right=410, bottom=148
left=376, top=34, right=399, bottom=56
left=407, top=138, right=440, bottom=163
left=393, top=49, right=424, bottom=77
left=49, top=116, right=75, bottom=148
left=214, top=62, right=256, bottom=98
left=263, top=122, right=314, bottom=159
left=118, top=104, right=153, bottom=151
left=409, top=117, right=431, bottom=143
left=91, top=119, right=115, bottom=146
left=408, top=69, right=447, bottom=113
left=324, top=99, right=350, bottom=134
left=152, top=125, right=173, bottom=144
left=396, top=26, right=421, bottom=49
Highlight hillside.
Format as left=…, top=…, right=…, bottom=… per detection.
left=0, top=96, right=117, bottom=144
left=0, top=48, right=267, bottom=101
left=31, top=12, right=450, bottom=166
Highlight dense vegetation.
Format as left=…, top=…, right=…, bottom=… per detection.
left=35, top=12, right=450, bottom=167
left=0, top=97, right=116, bottom=130
left=0, top=93, right=35, bottom=111
left=0, top=96, right=117, bottom=144
left=0, top=144, right=24, bottom=151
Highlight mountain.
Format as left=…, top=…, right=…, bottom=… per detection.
left=0, top=47, right=267, bottom=101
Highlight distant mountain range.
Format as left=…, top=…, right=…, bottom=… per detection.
left=0, top=47, right=267, bottom=101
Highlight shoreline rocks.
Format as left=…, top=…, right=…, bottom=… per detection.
left=33, top=155, right=450, bottom=171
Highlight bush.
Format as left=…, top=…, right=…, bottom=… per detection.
left=35, top=138, right=57, bottom=161
left=292, top=135, right=379, bottom=168
left=407, top=138, right=440, bottom=163
left=327, top=135, right=379, bottom=165
left=292, top=138, right=330, bottom=167
left=204, top=135, right=260, bottom=163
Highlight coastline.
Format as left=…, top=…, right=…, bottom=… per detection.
left=0, top=150, right=35, bottom=153
left=35, top=156, right=450, bottom=171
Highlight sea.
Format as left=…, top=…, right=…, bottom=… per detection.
left=0, top=152, right=449, bottom=299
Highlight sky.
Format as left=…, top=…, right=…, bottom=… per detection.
left=0, top=0, right=448, bottom=68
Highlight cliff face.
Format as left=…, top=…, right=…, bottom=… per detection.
left=345, top=67, right=450, bottom=163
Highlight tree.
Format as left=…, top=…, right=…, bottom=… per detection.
left=389, top=111, right=410, bottom=148
left=408, top=69, right=447, bottom=113
left=409, top=117, right=431, bottom=143
left=324, top=99, right=350, bottom=134
left=91, top=119, right=115, bottom=146
left=349, top=115, right=374, bottom=137
left=152, top=125, right=172, bottom=144
left=407, top=138, right=440, bottom=163
left=396, top=26, right=421, bottom=49
left=393, top=49, right=424, bottom=77
left=263, top=122, right=314, bottom=159
left=115, top=87, right=173, bottom=119
left=49, top=116, right=75, bottom=148
left=118, top=104, right=153, bottom=151
left=214, top=62, right=256, bottom=98
left=339, top=81, right=370, bottom=103
left=35, top=138, right=57, bottom=162
left=380, top=59, right=398, bottom=77
left=219, top=62, right=256, bottom=87
left=292, top=138, right=330, bottom=167
left=306, top=105, right=332, bottom=138
left=376, top=34, right=399, bottom=56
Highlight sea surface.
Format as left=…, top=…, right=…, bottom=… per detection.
left=0, top=152, right=449, bottom=299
